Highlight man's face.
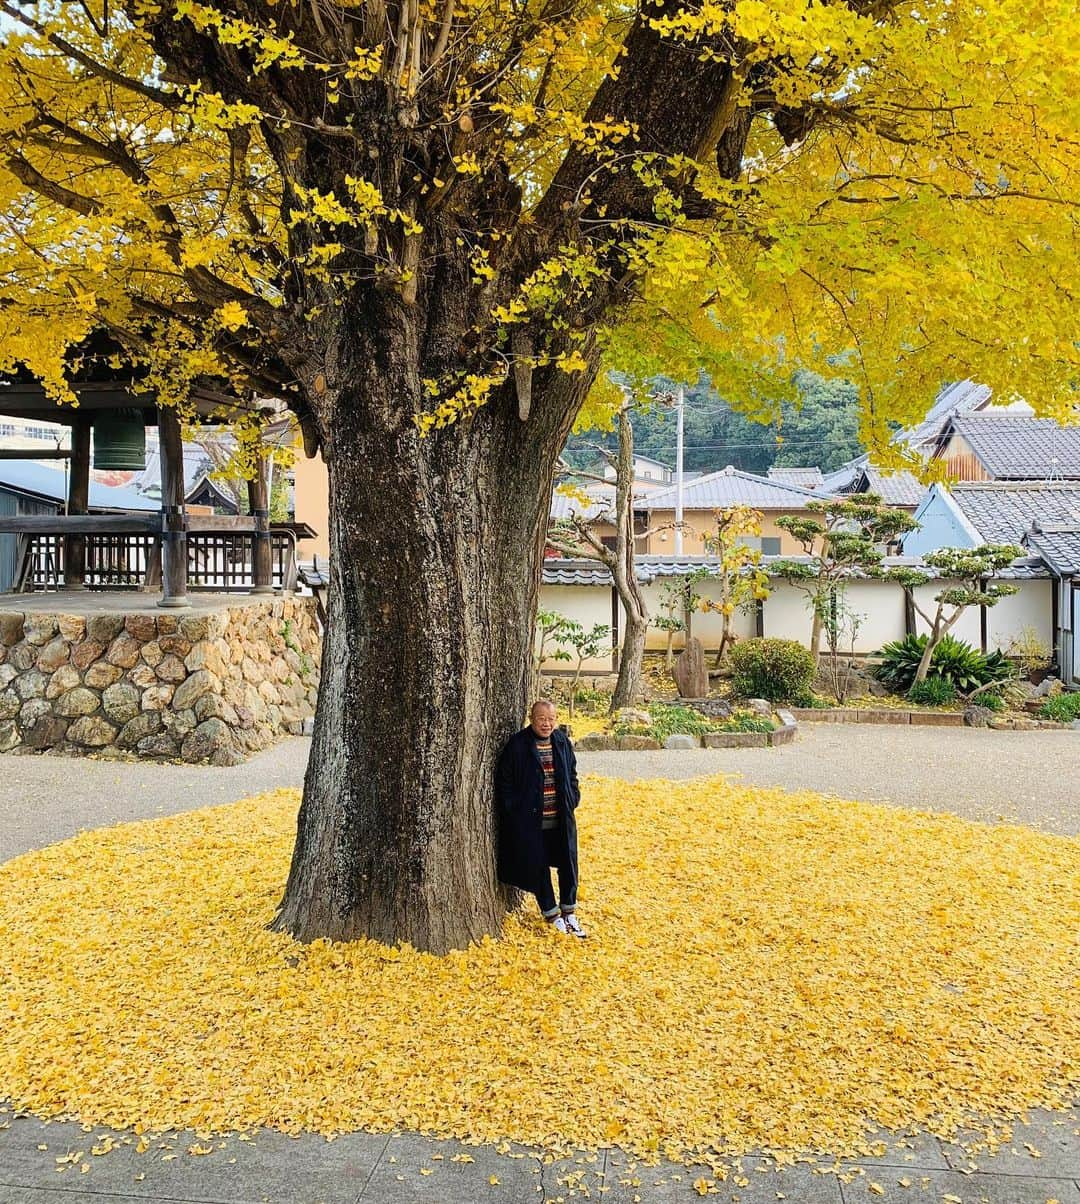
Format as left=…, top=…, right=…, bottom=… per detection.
left=530, top=705, right=557, bottom=738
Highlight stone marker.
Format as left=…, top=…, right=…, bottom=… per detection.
left=673, top=637, right=708, bottom=698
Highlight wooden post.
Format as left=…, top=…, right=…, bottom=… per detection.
left=63, top=416, right=91, bottom=589
left=248, top=449, right=274, bottom=594
left=157, top=405, right=190, bottom=608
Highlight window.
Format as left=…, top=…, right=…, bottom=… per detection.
left=762, top=537, right=782, bottom=556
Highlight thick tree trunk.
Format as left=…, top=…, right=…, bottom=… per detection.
left=272, top=321, right=586, bottom=953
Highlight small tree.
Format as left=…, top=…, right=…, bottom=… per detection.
left=678, top=566, right=717, bottom=646
left=775, top=496, right=918, bottom=665
left=701, top=506, right=772, bottom=666
left=652, top=581, right=686, bottom=672
left=561, top=622, right=613, bottom=716
left=548, top=402, right=677, bottom=712
left=821, top=593, right=866, bottom=703
left=887, top=546, right=1022, bottom=684
left=533, top=610, right=574, bottom=699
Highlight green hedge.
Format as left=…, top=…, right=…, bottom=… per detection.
left=730, top=638, right=816, bottom=704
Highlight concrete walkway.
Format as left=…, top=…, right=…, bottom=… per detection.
left=1, top=727, right=1077, bottom=1202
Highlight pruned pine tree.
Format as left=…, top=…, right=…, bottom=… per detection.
left=888, top=547, right=1023, bottom=684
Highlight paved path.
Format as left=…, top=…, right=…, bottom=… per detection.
left=1, top=726, right=1077, bottom=1202
left=3, top=726, right=1077, bottom=864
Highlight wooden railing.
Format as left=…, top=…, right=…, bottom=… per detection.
left=0, top=514, right=298, bottom=594
left=18, top=532, right=297, bottom=593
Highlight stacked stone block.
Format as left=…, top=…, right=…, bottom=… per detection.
left=0, top=598, right=321, bottom=764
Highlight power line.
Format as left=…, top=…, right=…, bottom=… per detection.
left=569, top=437, right=866, bottom=453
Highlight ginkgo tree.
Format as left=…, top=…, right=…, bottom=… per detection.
left=0, top=0, right=1076, bottom=952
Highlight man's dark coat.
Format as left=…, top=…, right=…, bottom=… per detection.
left=495, top=725, right=580, bottom=893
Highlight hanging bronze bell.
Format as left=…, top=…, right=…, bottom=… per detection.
left=93, top=408, right=147, bottom=470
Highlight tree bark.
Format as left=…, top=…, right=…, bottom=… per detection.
left=608, top=410, right=648, bottom=711
left=272, top=323, right=586, bottom=953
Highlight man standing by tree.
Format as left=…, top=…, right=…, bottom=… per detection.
left=496, top=702, right=586, bottom=938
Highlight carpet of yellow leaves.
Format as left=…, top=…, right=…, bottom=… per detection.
left=0, top=776, right=1077, bottom=1166
left=564, top=713, right=610, bottom=737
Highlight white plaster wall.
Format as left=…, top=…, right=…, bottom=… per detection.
left=538, top=574, right=1055, bottom=669
left=986, top=579, right=1053, bottom=652
left=637, top=578, right=757, bottom=654
left=537, top=584, right=614, bottom=671
left=840, top=581, right=908, bottom=651
left=762, top=586, right=814, bottom=644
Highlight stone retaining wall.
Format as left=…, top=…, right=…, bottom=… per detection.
left=0, top=598, right=321, bottom=764
left=790, top=707, right=1062, bottom=730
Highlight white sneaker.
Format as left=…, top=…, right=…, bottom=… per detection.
left=562, top=913, right=587, bottom=938
left=551, top=916, right=570, bottom=935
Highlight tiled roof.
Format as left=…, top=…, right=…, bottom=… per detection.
left=542, top=559, right=614, bottom=587
left=549, top=485, right=617, bottom=523
left=767, top=466, right=825, bottom=488
left=0, top=459, right=158, bottom=510
left=904, top=380, right=993, bottom=450
left=540, top=552, right=1050, bottom=586
left=1023, top=526, right=1080, bottom=576
left=820, top=456, right=866, bottom=493
left=641, top=465, right=831, bottom=511
left=947, top=483, right=1080, bottom=544
left=854, top=465, right=927, bottom=507
left=945, top=414, right=1080, bottom=479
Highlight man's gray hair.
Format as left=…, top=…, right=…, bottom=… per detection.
left=530, top=699, right=557, bottom=716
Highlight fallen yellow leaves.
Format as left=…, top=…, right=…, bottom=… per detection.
left=0, top=777, right=1077, bottom=1167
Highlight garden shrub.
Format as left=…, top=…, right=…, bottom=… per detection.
left=730, top=638, right=816, bottom=704
left=612, top=703, right=777, bottom=740
left=613, top=704, right=713, bottom=742
left=1038, top=692, right=1080, bottom=723
left=907, top=677, right=956, bottom=706
left=873, top=633, right=1014, bottom=694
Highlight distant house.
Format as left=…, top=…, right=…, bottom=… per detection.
left=821, top=379, right=1025, bottom=510
left=632, top=465, right=833, bottom=555
left=902, top=379, right=997, bottom=452
left=766, top=466, right=824, bottom=490
left=904, top=482, right=1080, bottom=555
left=0, top=460, right=157, bottom=592
left=133, top=440, right=213, bottom=500
left=902, top=481, right=1080, bottom=687
left=600, top=453, right=673, bottom=490
left=930, top=413, right=1080, bottom=482
left=184, top=470, right=241, bottom=515
left=823, top=454, right=926, bottom=512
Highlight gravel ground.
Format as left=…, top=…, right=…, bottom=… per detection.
left=0, top=725, right=1076, bottom=864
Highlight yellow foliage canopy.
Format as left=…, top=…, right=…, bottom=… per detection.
left=0, top=0, right=1075, bottom=436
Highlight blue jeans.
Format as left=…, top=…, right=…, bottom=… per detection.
left=535, top=825, right=578, bottom=918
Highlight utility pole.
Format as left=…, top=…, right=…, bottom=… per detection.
left=674, top=383, right=685, bottom=554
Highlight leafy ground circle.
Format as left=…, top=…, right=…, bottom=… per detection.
left=1, top=777, right=1076, bottom=1165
